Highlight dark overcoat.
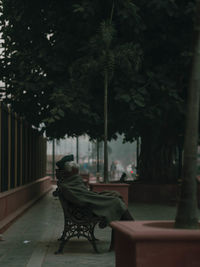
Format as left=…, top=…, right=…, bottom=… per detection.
left=59, top=174, right=127, bottom=224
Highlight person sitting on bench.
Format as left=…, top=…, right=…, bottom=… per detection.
left=56, top=155, right=134, bottom=226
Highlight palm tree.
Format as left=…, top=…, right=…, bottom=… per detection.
left=69, top=1, right=142, bottom=182
left=93, top=1, right=115, bottom=182
left=102, top=18, right=115, bottom=182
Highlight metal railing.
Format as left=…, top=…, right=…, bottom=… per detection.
left=0, top=102, right=47, bottom=192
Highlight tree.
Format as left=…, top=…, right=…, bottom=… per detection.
left=121, top=0, right=196, bottom=184
left=0, top=0, right=101, bottom=136
left=1, top=0, right=200, bottom=230
left=175, top=0, right=200, bottom=229
left=0, top=0, right=143, bottom=141
left=0, top=0, right=197, bottom=187
left=68, top=1, right=142, bottom=181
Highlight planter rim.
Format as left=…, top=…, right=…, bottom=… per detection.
left=90, top=183, right=130, bottom=187
left=110, top=220, right=200, bottom=241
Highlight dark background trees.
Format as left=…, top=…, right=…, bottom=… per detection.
left=124, top=0, right=196, bottom=183
left=0, top=0, right=197, bottom=184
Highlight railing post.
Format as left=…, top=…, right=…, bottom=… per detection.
left=14, top=113, right=18, bottom=188
left=20, top=118, right=23, bottom=186
left=0, top=102, right=1, bottom=192
left=8, top=107, right=11, bottom=190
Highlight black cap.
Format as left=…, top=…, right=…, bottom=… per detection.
left=56, top=154, right=74, bottom=169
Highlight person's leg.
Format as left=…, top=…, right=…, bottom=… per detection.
left=120, top=209, right=134, bottom=221
left=109, top=229, right=115, bottom=251
left=109, top=210, right=134, bottom=251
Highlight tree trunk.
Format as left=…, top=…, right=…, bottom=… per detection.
left=136, top=137, right=140, bottom=175
left=76, top=136, right=79, bottom=164
left=104, top=71, right=109, bottom=182
left=97, top=139, right=100, bottom=173
left=175, top=0, right=200, bottom=229
left=52, top=139, right=55, bottom=180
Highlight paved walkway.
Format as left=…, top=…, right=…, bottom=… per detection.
left=0, top=187, right=178, bottom=267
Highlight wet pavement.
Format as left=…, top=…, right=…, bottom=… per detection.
left=0, top=186, right=178, bottom=267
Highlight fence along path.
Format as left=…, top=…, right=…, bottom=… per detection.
left=0, top=102, right=47, bottom=193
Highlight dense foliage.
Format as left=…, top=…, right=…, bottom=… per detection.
left=0, top=0, right=142, bottom=139
left=0, top=0, right=196, bottom=183
left=129, top=0, right=196, bottom=182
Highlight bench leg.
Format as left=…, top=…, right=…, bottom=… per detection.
left=55, top=237, right=69, bottom=254
left=87, top=223, right=102, bottom=253
left=55, top=221, right=103, bottom=254
left=55, top=224, right=69, bottom=254
left=58, top=228, right=67, bottom=241
left=89, top=238, right=99, bottom=253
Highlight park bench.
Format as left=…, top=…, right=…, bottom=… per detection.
left=53, top=169, right=108, bottom=254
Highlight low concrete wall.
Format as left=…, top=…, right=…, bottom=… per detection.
left=0, top=176, right=52, bottom=232
left=129, top=183, right=179, bottom=204
left=129, top=183, right=200, bottom=205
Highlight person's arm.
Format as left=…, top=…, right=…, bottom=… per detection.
left=59, top=185, right=86, bottom=207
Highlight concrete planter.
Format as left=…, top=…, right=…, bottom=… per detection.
left=111, top=220, right=200, bottom=267
left=90, top=183, right=129, bottom=206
